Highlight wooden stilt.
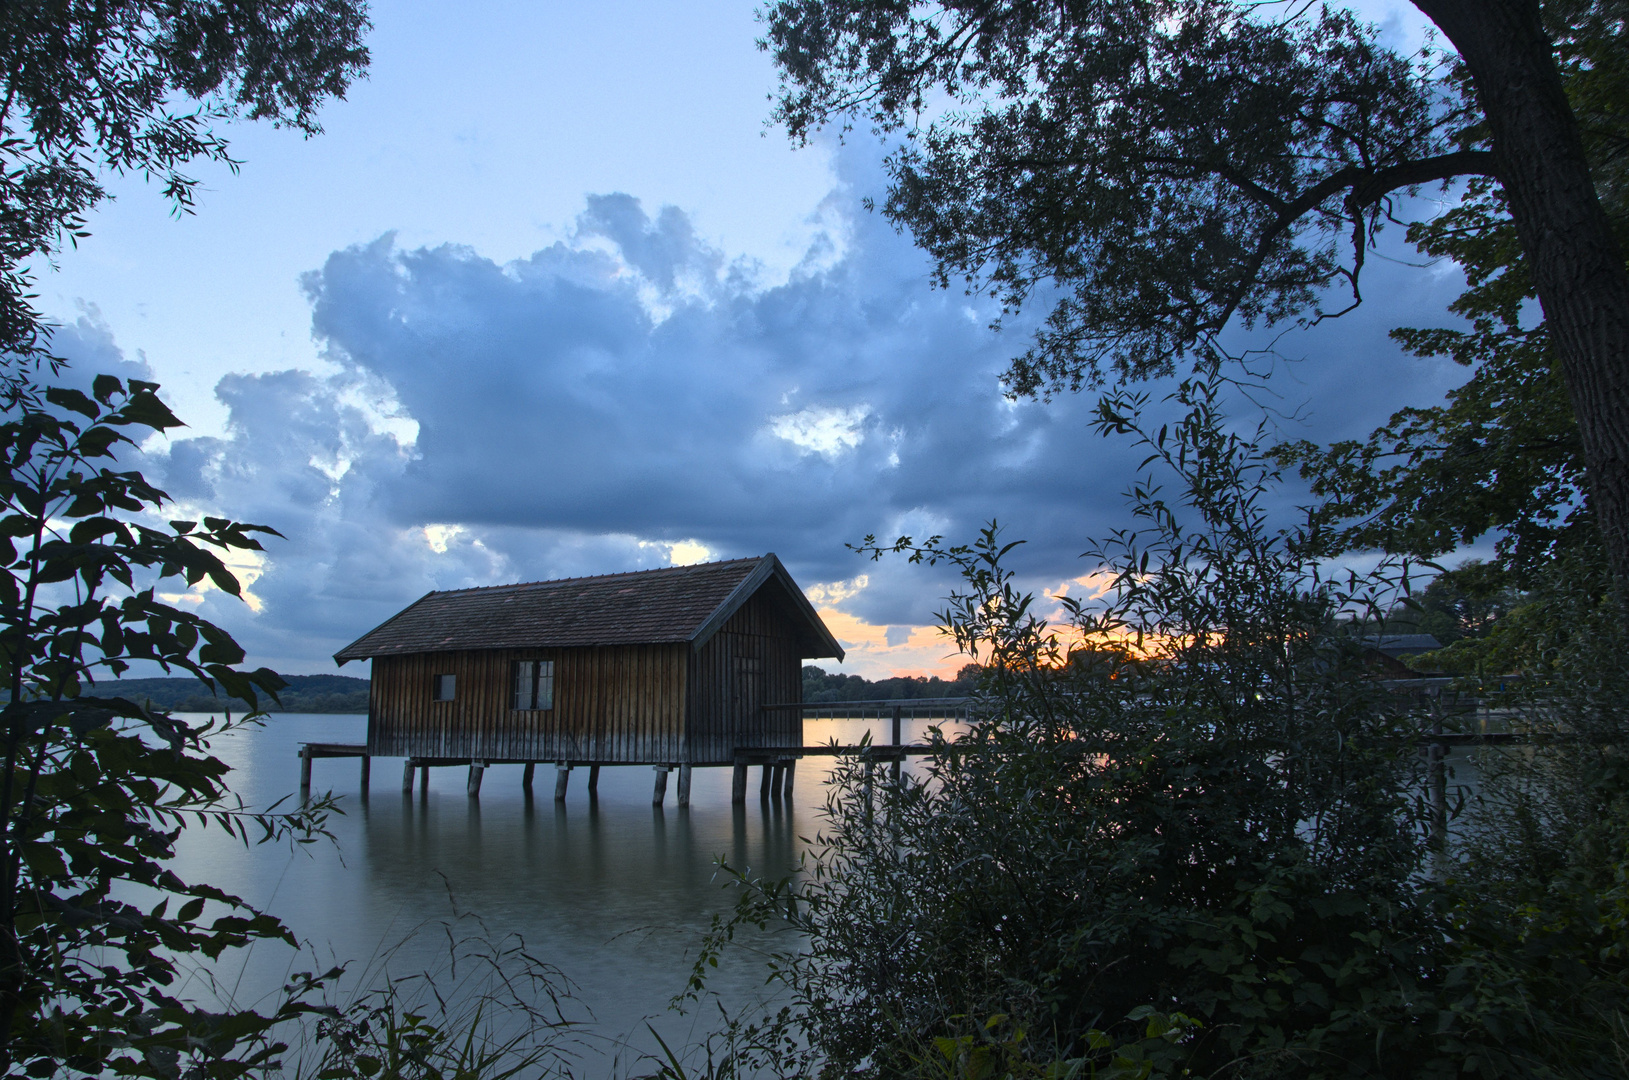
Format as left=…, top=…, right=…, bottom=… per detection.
left=891, top=703, right=904, bottom=785
left=760, top=763, right=773, bottom=799
left=731, top=762, right=748, bottom=804
left=653, top=765, right=670, bottom=806
left=467, top=763, right=485, bottom=796
left=677, top=764, right=693, bottom=807
left=359, top=754, right=371, bottom=792
left=783, top=758, right=796, bottom=799
left=403, top=759, right=416, bottom=794
left=522, top=762, right=536, bottom=794
left=299, top=746, right=313, bottom=794
left=555, top=763, right=572, bottom=802
left=769, top=763, right=785, bottom=800
left=419, top=764, right=429, bottom=793
left=588, top=764, right=601, bottom=794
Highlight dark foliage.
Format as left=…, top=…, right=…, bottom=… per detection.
left=0, top=4, right=373, bottom=1072
left=759, top=0, right=1629, bottom=634
left=0, top=0, right=370, bottom=359
left=1273, top=176, right=1595, bottom=582
left=761, top=0, right=1480, bottom=394
left=801, top=664, right=978, bottom=703
left=688, top=387, right=1629, bottom=1078
left=0, top=374, right=341, bottom=1076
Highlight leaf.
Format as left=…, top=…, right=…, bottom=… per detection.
left=91, top=374, right=123, bottom=405
left=45, top=386, right=99, bottom=420
left=115, top=386, right=184, bottom=432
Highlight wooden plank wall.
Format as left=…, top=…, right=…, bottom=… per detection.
left=368, top=644, right=688, bottom=763
left=685, top=589, right=803, bottom=764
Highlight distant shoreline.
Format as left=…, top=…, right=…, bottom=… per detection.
left=71, top=674, right=371, bottom=715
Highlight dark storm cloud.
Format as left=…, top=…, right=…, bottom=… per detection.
left=294, top=183, right=1147, bottom=587
left=130, top=155, right=1473, bottom=674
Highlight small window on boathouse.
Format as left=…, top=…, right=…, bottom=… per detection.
left=432, top=673, right=456, bottom=701
left=512, top=660, right=555, bottom=711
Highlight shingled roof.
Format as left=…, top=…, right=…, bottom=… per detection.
left=334, top=554, right=844, bottom=662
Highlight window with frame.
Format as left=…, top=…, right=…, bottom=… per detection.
left=511, top=660, right=555, bottom=711
left=432, top=673, right=456, bottom=701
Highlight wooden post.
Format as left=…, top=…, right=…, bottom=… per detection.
left=653, top=765, right=670, bottom=806
left=677, top=764, right=693, bottom=807
left=891, top=705, right=903, bottom=784
left=770, top=763, right=785, bottom=800
left=588, top=765, right=601, bottom=794
left=467, top=762, right=485, bottom=797
left=555, top=763, right=572, bottom=802
left=1429, top=715, right=1448, bottom=879
left=783, top=758, right=796, bottom=799
left=299, top=745, right=313, bottom=795
left=402, top=759, right=416, bottom=794
left=731, top=762, right=748, bottom=804
left=522, top=762, right=536, bottom=794
left=759, top=762, right=773, bottom=799
left=359, top=754, right=371, bottom=793
left=419, top=763, right=429, bottom=794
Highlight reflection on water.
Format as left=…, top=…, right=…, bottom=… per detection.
left=170, top=713, right=942, bottom=1072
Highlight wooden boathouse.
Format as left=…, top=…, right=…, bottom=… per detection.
left=331, top=554, right=844, bottom=803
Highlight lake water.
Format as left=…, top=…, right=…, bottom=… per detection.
left=169, top=712, right=940, bottom=1077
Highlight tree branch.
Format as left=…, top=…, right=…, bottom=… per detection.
left=1346, top=149, right=1500, bottom=210
left=1215, top=150, right=1500, bottom=329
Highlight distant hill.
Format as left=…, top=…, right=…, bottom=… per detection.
left=83, top=674, right=369, bottom=714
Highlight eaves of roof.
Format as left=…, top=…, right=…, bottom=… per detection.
left=334, top=554, right=844, bottom=663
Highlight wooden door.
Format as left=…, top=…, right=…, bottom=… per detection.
left=733, top=655, right=763, bottom=733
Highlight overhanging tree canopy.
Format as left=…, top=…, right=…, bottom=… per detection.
left=0, top=0, right=371, bottom=359
left=762, top=0, right=1629, bottom=610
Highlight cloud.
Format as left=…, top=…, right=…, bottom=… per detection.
left=767, top=405, right=871, bottom=459
left=117, top=149, right=1472, bottom=678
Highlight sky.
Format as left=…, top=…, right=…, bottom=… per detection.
left=32, top=0, right=1474, bottom=680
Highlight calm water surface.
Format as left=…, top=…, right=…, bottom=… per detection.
left=169, top=713, right=943, bottom=1074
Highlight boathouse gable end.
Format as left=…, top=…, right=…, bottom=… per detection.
left=334, top=555, right=841, bottom=767
left=686, top=587, right=805, bottom=765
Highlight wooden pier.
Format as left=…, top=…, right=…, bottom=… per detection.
left=297, top=743, right=940, bottom=804
left=296, top=697, right=970, bottom=805
left=297, top=742, right=371, bottom=794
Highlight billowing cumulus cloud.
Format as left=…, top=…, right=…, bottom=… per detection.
left=121, top=153, right=1473, bottom=678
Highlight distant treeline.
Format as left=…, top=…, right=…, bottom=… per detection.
left=802, top=664, right=979, bottom=703
left=82, top=674, right=370, bottom=715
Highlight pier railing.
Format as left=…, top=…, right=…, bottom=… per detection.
left=761, top=697, right=973, bottom=722
left=758, top=697, right=973, bottom=754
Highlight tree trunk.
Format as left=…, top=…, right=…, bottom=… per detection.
left=1416, top=0, right=1629, bottom=615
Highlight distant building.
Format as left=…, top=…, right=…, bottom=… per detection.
left=1360, top=634, right=1443, bottom=677
left=1361, top=634, right=1444, bottom=659
left=334, top=555, right=844, bottom=769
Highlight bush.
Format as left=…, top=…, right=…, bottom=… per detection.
left=686, top=381, right=1629, bottom=1079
